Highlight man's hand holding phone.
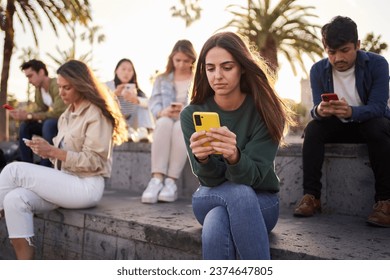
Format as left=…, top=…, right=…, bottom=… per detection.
left=6, top=107, right=29, bottom=121
left=318, top=93, right=352, bottom=119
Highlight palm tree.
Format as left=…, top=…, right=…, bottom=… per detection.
left=46, top=24, right=105, bottom=73
left=223, top=0, right=323, bottom=75
left=360, top=32, right=388, bottom=54
left=0, top=0, right=91, bottom=141
left=170, top=0, right=202, bottom=27
left=80, top=24, right=106, bottom=67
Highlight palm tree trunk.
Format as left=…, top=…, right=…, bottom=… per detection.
left=260, top=35, right=279, bottom=75
left=0, top=0, right=16, bottom=141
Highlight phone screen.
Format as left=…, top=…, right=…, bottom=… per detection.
left=321, top=93, right=339, bottom=102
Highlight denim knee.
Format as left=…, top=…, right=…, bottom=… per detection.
left=192, top=183, right=259, bottom=225
left=202, top=206, right=235, bottom=259
left=41, top=119, right=58, bottom=144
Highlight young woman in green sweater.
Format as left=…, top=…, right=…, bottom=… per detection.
left=180, top=32, right=294, bottom=259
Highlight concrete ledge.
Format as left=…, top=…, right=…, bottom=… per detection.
left=276, top=143, right=375, bottom=217
left=1, top=141, right=387, bottom=260
left=2, top=189, right=389, bottom=260
left=108, top=142, right=375, bottom=217
left=106, top=142, right=199, bottom=199
left=0, top=190, right=202, bottom=260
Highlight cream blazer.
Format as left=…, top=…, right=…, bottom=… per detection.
left=53, top=100, right=114, bottom=178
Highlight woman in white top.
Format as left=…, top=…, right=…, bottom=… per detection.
left=143, top=39, right=197, bottom=203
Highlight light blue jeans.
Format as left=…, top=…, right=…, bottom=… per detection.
left=192, top=181, right=279, bottom=260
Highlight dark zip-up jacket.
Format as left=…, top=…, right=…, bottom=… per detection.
left=309, top=50, right=389, bottom=122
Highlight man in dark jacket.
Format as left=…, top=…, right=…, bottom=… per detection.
left=294, top=16, right=390, bottom=227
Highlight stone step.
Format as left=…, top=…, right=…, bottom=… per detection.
left=107, top=142, right=375, bottom=218
left=1, top=139, right=386, bottom=260
left=1, top=189, right=389, bottom=260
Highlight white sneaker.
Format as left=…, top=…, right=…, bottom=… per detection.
left=142, top=178, right=163, bottom=203
left=158, top=178, right=178, bottom=202
left=137, top=127, right=149, bottom=143
left=128, top=127, right=139, bottom=143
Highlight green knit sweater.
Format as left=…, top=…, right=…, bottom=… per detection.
left=180, top=95, right=280, bottom=192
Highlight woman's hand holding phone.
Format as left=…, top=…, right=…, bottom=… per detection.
left=121, top=83, right=138, bottom=104
left=191, top=112, right=239, bottom=164
left=24, top=135, right=53, bottom=159
left=160, top=102, right=182, bottom=119
left=190, top=130, right=215, bottom=161
left=207, top=127, right=239, bottom=164
left=190, top=127, right=238, bottom=164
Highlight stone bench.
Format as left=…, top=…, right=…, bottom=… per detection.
left=108, top=141, right=375, bottom=217
left=1, top=140, right=389, bottom=260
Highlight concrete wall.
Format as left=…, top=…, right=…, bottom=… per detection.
left=107, top=142, right=375, bottom=217
left=0, top=142, right=378, bottom=260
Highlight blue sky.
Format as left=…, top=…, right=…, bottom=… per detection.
left=3, top=0, right=390, bottom=103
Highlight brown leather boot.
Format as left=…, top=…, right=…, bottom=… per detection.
left=367, top=199, right=390, bottom=227
left=294, top=194, right=321, bottom=217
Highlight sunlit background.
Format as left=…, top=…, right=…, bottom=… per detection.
left=3, top=0, right=390, bottom=103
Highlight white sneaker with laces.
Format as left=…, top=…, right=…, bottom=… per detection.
left=158, top=178, right=178, bottom=202
left=142, top=178, right=163, bottom=204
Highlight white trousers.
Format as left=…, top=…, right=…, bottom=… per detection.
left=0, top=162, right=104, bottom=238
left=151, top=117, right=188, bottom=179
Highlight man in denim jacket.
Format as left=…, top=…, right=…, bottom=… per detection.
left=294, top=16, right=390, bottom=227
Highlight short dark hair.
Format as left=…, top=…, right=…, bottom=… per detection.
left=321, top=16, right=358, bottom=49
left=20, top=59, right=48, bottom=76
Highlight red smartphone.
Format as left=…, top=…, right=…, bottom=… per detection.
left=321, top=93, right=339, bottom=102
left=2, top=104, right=15, bottom=110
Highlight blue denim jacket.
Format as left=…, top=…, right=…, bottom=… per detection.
left=309, top=50, right=390, bottom=122
left=149, top=72, right=189, bottom=119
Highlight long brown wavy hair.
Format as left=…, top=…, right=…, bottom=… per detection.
left=191, top=32, right=295, bottom=145
left=57, top=60, right=128, bottom=145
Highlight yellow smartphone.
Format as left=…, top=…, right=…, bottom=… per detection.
left=193, top=112, right=221, bottom=153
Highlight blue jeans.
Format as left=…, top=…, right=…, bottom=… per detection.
left=18, top=118, right=58, bottom=167
left=192, top=181, right=279, bottom=260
